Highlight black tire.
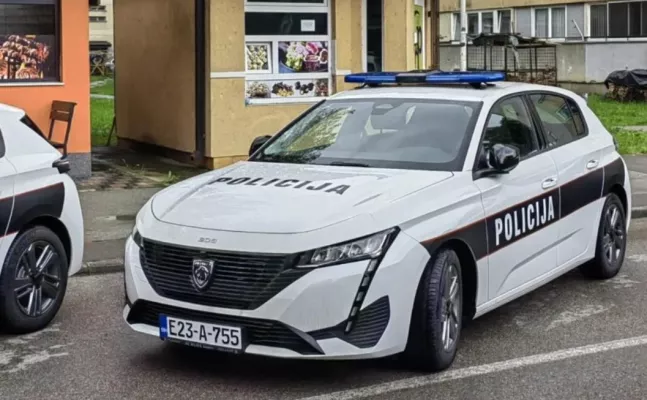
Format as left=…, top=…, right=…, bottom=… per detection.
left=0, top=226, right=69, bottom=334
left=403, top=247, right=463, bottom=372
left=579, top=193, right=627, bottom=280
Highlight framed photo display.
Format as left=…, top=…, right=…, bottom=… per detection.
left=244, top=1, right=331, bottom=104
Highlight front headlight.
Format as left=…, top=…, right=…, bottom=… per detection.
left=297, top=228, right=398, bottom=268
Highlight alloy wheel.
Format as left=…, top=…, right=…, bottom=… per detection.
left=13, top=241, right=63, bottom=317
left=441, top=263, right=460, bottom=351
left=602, top=204, right=625, bottom=266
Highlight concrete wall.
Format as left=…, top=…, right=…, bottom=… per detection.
left=114, top=0, right=196, bottom=154
left=585, top=42, right=647, bottom=83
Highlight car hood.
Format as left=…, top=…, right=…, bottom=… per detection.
left=151, top=161, right=453, bottom=234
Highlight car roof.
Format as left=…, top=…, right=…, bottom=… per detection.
left=0, top=102, right=25, bottom=117
left=329, top=81, right=579, bottom=103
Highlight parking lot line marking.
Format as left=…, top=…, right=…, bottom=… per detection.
left=298, top=334, right=647, bottom=400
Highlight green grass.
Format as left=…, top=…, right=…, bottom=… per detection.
left=90, top=98, right=114, bottom=146
left=587, top=94, right=647, bottom=154
left=90, top=76, right=115, bottom=97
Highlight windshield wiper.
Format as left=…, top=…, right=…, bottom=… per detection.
left=328, top=161, right=371, bottom=168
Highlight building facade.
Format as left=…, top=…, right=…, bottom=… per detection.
left=0, top=0, right=91, bottom=177
left=438, top=0, right=647, bottom=85
left=90, top=0, right=114, bottom=48
left=114, top=0, right=440, bottom=169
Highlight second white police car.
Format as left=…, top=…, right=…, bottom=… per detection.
left=123, top=71, right=630, bottom=372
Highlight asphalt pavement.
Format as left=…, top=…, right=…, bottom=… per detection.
left=3, top=219, right=647, bottom=399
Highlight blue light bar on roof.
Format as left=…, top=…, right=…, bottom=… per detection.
left=344, top=70, right=506, bottom=85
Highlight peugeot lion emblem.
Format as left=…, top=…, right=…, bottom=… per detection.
left=192, top=259, right=215, bottom=291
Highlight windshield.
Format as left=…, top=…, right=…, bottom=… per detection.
left=250, top=98, right=482, bottom=171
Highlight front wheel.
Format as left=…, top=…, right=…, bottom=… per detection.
left=579, top=193, right=627, bottom=280
left=404, top=248, right=463, bottom=372
left=0, top=226, right=69, bottom=334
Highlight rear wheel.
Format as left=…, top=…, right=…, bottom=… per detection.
left=0, top=226, right=69, bottom=334
left=579, top=193, right=627, bottom=280
left=404, top=248, right=463, bottom=372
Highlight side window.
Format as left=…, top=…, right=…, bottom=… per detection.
left=481, top=96, right=539, bottom=162
left=529, top=94, right=586, bottom=148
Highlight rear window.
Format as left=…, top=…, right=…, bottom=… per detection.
left=251, top=98, right=482, bottom=171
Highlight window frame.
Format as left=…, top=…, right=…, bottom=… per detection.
left=531, top=6, right=568, bottom=39
left=244, top=0, right=328, bottom=13
left=451, top=9, right=514, bottom=41
left=525, top=91, right=590, bottom=150
left=0, top=0, right=62, bottom=84
left=587, top=1, right=647, bottom=39
left=472, top=93, right=545, bottom=179
left=588, top=3, right=608, bottom=38
left=243, top=0, right=332, bottom=105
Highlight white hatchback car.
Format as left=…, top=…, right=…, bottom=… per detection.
left=123, top=71, right=630, bottom=372
left=0, top=104, right=84, bottom=333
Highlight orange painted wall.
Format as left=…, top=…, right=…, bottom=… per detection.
left=0, top=0, right=90, bottom=154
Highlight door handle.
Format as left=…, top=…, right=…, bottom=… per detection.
left=542, top=177, right=558, bottom=189
left=586, top=159, right=599, bottom=169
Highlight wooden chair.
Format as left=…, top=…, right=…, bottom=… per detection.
left=47, top=100, right=77, bottom=158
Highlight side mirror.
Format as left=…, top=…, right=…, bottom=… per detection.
left=476, top=143, right=520, bottom=178
left=249, top=135, right=272, bottom=156
left=489, top=143, right=520, bottom=173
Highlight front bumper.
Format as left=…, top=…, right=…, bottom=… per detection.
left=122, top=231, right=430, bottom=360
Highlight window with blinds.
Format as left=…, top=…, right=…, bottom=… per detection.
left=498, top=10, right=512, bottom=33
left=595, top=1, right=647, bottom=38
left=481, top=12, right=494, bottom=33
left=533, top=7, right=566, bottom=38
left=535, top=9, right=549, bottom=37
left=551, top=7, right=566, bottom=38
left=590, top=5, right=607, bottom=38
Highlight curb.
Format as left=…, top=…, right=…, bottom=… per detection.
left=79, top=258, right=124, bottom=275
left=73, top=206, right=647, bottom=277
left=632, top=206, right=647, bottom=220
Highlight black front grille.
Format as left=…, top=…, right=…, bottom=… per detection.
left=310, top=296, right=390, bottom=349
left=139, top=239, right=310, bottom=310
left=127, top=300, right=322, bottom=355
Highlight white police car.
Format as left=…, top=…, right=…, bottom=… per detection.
left=123, top=71, right=630, bottom=371
left=0, top=104, right=84, bottom=333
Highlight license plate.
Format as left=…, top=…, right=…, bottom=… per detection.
left=159, top=315, right=244, bottom=352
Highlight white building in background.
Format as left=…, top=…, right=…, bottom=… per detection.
left=438, top=0, right=647, bottom=86
left=89, top=0, right=114, bottom=49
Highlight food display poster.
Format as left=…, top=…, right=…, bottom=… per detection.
left=0, top=34, right=57, bottom=81
left=246, top=43, right=271, bottom=73
left=246, top=78, right=329, bottom=100
left=246, top=40, right=329, bottom=74
left=278, top=41, right=328, bottom=73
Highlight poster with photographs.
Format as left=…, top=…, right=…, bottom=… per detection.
left=0, top=34, right=58, bottom=81
left=278, top=41, right=329, bottom=73
left=245, top=42, right=271, bottom=73
left=246, top=78, right=329, bottom=100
